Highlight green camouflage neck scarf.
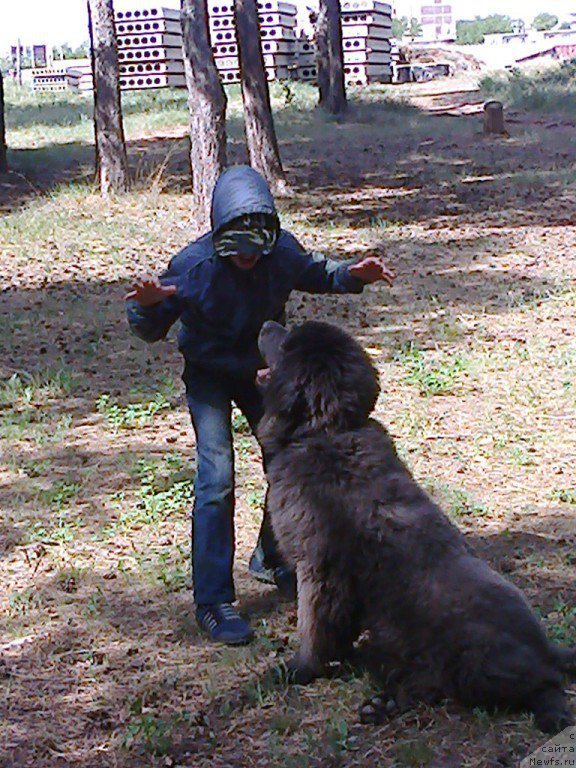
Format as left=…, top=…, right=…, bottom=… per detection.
left=213, top=212, right=279, bottom=259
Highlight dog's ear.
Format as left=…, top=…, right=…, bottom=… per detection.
left=271, top=373, right=308, bottom=423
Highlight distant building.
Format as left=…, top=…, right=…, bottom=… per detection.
left=419, top=0, right=455, bottom=41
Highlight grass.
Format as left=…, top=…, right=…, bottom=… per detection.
left=395, top=343, right=469, bottom=396
left=480, top=58, right=576, bottom=114
left=4, top=80, right=319, bottom=151
left=1, top=77, right=576, bottom=768
left=0, top=367, right=76, bottom=404
left=96, top=392, right=173, bottom=431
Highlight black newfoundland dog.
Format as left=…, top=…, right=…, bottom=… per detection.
left=257, top=319, right=575, bottom=733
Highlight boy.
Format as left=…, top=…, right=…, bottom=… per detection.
left=126, top=165, right=394, bottom=645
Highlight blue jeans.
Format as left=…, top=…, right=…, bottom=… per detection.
left=184, top=365, right=281, bottom=605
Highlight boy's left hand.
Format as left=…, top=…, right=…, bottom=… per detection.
left=348, top=257, right=395, bottom=285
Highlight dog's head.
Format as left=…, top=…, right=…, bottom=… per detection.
left=257, top=320, right=380, bottom=442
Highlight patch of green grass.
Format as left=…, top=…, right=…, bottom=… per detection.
left=122, top=702, right=192, bottom=756
left=110, top=465, right=194, bottom=531
left=395, top=344, right=469, bottom=396
left=268, top=711, right=300, bottom=736
left=247, top=486, right=266, bottom=511
left=157, top=565, right=189, bottom=593
left=508, top=443, right=537, bottom=467
left=431, top=483, right=489, bottom=519
left=394, top=738, right=435, bottom=767
left=96, top=392, right=172, bottom=431
left=36, top=481, right=80, bottom=509
left=0, top=368, right=76, bottom=405
left=0, top=409, right=73, bottom=445
left=57, top=566, right=85, bottom=593
left=28, top=510, right=81, bottom=544
left=543, top=602, right=576, bottom=645
left=480, top=60, right=576, bottom=115
left=8, top=586, right=43, bottom=616
left=232, top=407, right=251, bottom=435
left=550, top=488, right=576, bottom=504
left=15, top=457, right=52, bottom=478
left=326, top=717, right=352, bottom=756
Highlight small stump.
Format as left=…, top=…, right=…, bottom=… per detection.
left=483, top=100, right=507, bottom=136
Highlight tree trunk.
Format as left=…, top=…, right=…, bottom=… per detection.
left=314, top=7, right=330, bottom=107
left=87, top=0, right=129, bottom=195
left=181, top=0, right=227, bottom=227
left=0, top=72, right=7, bottom=174
left=317, top=0, right=347, bottom=115
left=234, top=0, right=287, bottom=193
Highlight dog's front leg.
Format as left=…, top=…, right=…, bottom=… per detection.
left=286, top=563, right=357, bottom=685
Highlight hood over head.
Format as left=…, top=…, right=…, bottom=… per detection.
left=211, top=165, right=279, bottom=236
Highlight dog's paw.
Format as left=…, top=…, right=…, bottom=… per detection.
left=285, top=656, right=318, bottom=686
left=534, top=707, right=574, bottom=734
left=360, top=695, right=399, bottom=725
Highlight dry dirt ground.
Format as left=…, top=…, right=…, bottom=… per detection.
left=1, top=81, right=575, bottom=767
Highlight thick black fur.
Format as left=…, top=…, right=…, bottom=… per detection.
left=257, top=320, right=575, bottom=733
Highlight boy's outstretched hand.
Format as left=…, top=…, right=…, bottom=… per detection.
left=348, top=256, right=395, bottom=285
left=124, top=275, right=178, bottom=306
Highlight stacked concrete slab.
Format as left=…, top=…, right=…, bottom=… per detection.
left=32, top=59, right=93, bottom=92
left=295, top=34, right=316, bottom=82
left=115, top=6, right=186, bottom=90
left=293, top=1, right=392, bottom=86
left=31, top=68, right=68, bottom=92
left=210, top=0, right=297, bottom=84
left=341, top=0, right=392, bottom=85
left=66, top=65, right=94, bottom=93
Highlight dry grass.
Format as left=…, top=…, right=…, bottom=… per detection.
left=1, top=78, right=575, bottom=767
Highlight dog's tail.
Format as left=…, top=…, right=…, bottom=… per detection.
left=555, top=646, right=576, bottom=674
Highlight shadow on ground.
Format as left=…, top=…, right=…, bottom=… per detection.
left=2, top=92, right=575, bottom=228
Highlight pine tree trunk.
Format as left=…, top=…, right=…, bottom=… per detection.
left=234, top=0, right=287, bottom=193
left=317, top=0, right=347, bottom=115
left=181, top=0, right=228, bottom=227
left=87, top=0, right=129, bottom=195
left=0, top=72, right=7, bottom=174
left=314, top=6, right=330, bottom=107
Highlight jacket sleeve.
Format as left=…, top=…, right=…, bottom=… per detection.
left=284, top=234, right=365, bottom=294
left=126, top=261, right=186, bottom=344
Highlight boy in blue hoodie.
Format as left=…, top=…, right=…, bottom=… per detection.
left=126, top=165, right=394, bottom=645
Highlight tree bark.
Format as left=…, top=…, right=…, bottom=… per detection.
left=234, top=0, right=287, bottom=193
left=87, top=0, right=129, bottom=195
left=0, top=72, right=7, bottom=174
left=181, top=0, right=228, bottom=227
left=313, top=7, right=330, bottom=107
left=316, top=0, right=346, bottom=114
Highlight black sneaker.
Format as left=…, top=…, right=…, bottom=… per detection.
left=248, top=542, right=275, bottom=585
left=249, top=545, right=297, bottom=600
left=196, top=603, right=254, bottom=646
left=272, top=565, right=297, bottom=600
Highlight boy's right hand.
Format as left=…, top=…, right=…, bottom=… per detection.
left=124, top=275, right=178, bottom=307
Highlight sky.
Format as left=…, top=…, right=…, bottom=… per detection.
left=1, top=0, right=575, bottom=51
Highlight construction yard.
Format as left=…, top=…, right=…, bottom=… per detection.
left=1, top=69, right=575, bottom=766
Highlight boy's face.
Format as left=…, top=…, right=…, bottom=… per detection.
left=229, top=253, right=261, bottom=271
left=214, top=212, right=278, bottom=269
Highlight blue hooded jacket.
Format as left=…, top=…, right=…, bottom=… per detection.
left=127, top=165, right=365, bottom=379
